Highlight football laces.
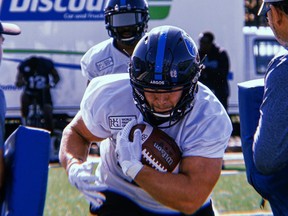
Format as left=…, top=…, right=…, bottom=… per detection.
left=142, top=149, right=167, bottom=172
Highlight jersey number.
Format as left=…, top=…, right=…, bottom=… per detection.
left=29, top=76, right=46, bottom=89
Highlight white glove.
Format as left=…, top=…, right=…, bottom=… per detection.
left=115, top=119, right=143, bottom=179
left=68, top=161, right=108, bottom=207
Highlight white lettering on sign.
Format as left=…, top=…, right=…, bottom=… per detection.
left=10, top=0, right=104, bottom=13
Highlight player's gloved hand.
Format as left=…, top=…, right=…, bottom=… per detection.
left=115, top=119, right=143, bottom=179
left=68, top=161, right=108, bottom=207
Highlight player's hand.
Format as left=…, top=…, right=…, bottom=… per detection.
left=68, top=161, right=108, bottom=207
left=115, top=119, right=143, bottom=179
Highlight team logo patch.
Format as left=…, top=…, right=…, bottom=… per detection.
left=96, top=57, right=114, bottom=71
left=109, top=116, right=136, bottom=129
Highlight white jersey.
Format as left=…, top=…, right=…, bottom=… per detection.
left=81, top=73, right=232, bottom=214
left=81, top=38, right=130, bottom=81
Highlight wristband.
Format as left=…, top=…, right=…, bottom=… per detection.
left=122, top=160, right=143, bottom=179
left=66, top=157, right=84, bottom=173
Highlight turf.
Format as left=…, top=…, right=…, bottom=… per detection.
left=44, top=165, right=272, bottom=215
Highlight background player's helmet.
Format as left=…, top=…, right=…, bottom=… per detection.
left=129, top=25, right=202, bottom=128
left=104, top=0, right=149, bottom=45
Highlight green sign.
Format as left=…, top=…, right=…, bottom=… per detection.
left=148, top=0, right=172, bottom=20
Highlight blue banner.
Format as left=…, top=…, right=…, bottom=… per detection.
left=0, top=0, right=106, bottom=21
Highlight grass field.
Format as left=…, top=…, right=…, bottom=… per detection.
left=44, top=164, right=272, bottom=216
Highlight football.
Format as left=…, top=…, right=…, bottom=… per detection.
left=129, top=124, right=181, bottom=172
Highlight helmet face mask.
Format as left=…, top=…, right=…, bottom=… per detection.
left=105, top=0, right=149, bottom=46
left=129, top=26, right=202, bottom=128
left=106, top=12, right=143, bottom=28
left=132, top=78, right=199, bottom=128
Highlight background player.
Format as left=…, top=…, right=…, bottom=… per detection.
left=81, top=0, right=150, bottom=155
left=81, top=0, right=150, bottom=85
left=15, top=56, right=60, bottom=133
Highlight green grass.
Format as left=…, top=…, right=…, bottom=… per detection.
left=213, top=172, right=271, bottom=214
left=44, top=165, right=271, bottom=216
left=44, top=166, right=90, bottom=216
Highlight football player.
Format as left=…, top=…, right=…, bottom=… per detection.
left=59, top=25, right=232, bottom=216
left=81, top=0, right=150, bottom=85
left=81, top=0, right=150, bottom=156
left=15, top=56, right=60, bottom=133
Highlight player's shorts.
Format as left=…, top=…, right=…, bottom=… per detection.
left=89, top=190, right=214, bottom=216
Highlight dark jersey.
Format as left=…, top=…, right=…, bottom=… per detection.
left=18, top=57, right=54, bottom=91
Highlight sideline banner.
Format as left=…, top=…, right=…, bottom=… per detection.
left=0, top=0, right=106, bottom=21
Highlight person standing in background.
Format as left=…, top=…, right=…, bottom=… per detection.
left=15, top=56, right=60, bottom=133
left=198, top=31, right=230, bottom=111
left=0, top=21, right=21, bottom=198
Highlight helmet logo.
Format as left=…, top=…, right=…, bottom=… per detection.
left=170, top=69, right=177, bottom=78
left=183, top=33, right=196, bottom=58
left=150, top=80, right=165, bottom=85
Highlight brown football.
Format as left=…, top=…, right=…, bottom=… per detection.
left=129, top=124, right=181, bottom=172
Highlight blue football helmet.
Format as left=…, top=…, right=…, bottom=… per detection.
left=129, top=25, right=202, bottom=127
left=104, top=0, right=149, bottom=45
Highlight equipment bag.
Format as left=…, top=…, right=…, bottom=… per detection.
left=1, top=126, right=50, bottom=216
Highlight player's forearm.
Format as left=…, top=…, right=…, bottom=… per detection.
left=135, top=166, right=210, bottom=214
left=134, top=158, right=222, bottom=214
left=59, top=125, right=90, bottom=173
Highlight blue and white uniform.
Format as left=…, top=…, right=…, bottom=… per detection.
left=81, top=38, right=130, bottom=81
left=80, top=73, right=232, bottom=214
